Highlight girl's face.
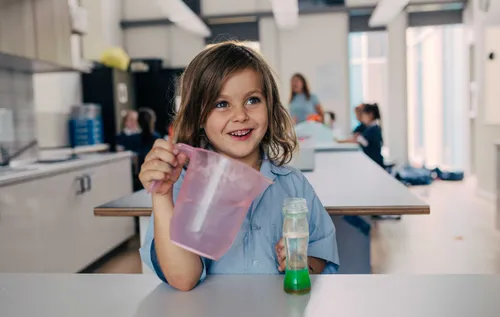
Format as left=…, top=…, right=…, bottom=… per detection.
left=204, top=68, right=268, bottom=166
left=355, top=104, right=363, bottom=121
left=360, top=112, right=374, bottom=125
left=125, top=112, right=138, bottom=130
left=291, top=76, right=304, bottom=94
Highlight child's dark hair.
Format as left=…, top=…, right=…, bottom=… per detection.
left=138, top=107, right=156, bottom=142
left=325, top=111, right=335, bottom=121
left=173, top=41, right=297, bottom=166
left=362, top=103, right=381, bottom=120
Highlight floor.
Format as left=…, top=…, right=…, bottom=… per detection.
left=95, top=178, right=500, bottom=275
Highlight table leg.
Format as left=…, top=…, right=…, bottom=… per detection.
left=139, top=216, right=153, bottom=274
left=331, top=215, right=372, bottom=274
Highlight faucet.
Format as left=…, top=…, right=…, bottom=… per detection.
left=0, top=140, right=38, bottom=167
left=0, top=145, right=9, bottom=167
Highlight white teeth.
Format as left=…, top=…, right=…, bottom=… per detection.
left=230, top=129, right=250, bottom=136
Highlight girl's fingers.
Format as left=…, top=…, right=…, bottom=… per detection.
left=278, top=259, right=286, bottom=272
left=153, top=138, right=173, bottom=151
left=141, top=159, right=174, bottom=174
left=279, top=249, right=286, bottom=261
left=145, top=148, right=178, bottom=167
left=139, top=170, right=168, bottom=185
left=276, top=238, right=285, bottom=250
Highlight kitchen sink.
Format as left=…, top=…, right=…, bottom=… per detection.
left=0, top=166, right=37, bottom=177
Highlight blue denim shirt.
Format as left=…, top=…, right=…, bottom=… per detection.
left=139, top=157, right=339, bottom=284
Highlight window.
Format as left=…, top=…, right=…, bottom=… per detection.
left=348, top=31, right=388, bottom=131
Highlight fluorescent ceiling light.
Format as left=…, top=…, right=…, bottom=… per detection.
left=156, top=0, right=211, bottom=37
left=270, top=0, right=299, bottom=29
left=369, top=0, right=409, bottom=27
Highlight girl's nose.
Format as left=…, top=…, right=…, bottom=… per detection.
left=231, top=106, right=249, bottom=122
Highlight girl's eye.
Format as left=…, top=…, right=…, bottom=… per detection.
left=215, top=101, right=229, bottom=108
left=246, top=97, right=261, bottom=105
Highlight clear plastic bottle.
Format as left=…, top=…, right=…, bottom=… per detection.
left=282, top=198, right=311, bottom=295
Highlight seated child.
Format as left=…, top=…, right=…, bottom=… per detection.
left=138, top=41, right=339, bottom=291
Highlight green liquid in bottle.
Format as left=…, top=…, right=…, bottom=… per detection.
left=284, top=268, right=311, bottom=295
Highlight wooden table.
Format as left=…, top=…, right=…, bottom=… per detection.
left=95, top=151, right=429, bottom=217
left=2, top=274, right=499, bottom=317
left=306, top=151, right=429, bottom=215
left=95, top=151, right=429, bottom=274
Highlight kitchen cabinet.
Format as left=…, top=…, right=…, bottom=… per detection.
left=0, top=158, right=135, bottom=273
left=0, top=0, right=84, bottom=72
left=0, top=0, right=36, bottom=59
left=33, top=0, right=73, bottom=67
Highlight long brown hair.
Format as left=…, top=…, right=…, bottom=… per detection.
left=138, top=107, right=156, bottom=142
left=173, top=41, right=297, bottom=166
left=289, top=73, right=311, bottom=102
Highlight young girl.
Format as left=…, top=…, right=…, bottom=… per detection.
left=338, top=103, right=384, bottom=167
left=138, top=41, right=339, bottom=291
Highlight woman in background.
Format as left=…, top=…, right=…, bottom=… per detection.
left=337, top=103, right=384, bottom=167
left=289, top=73, right=324, bottom=124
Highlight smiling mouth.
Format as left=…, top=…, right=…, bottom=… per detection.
left=228, top=129, right=253, bottom=140
left=229, top=129, right=252, bottom=136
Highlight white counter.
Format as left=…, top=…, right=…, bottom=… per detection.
left=0, top=151, right=135, bottom=273
left=1, top=274, right=499, bottom=317
left=0, top=152, right=133, bottom=187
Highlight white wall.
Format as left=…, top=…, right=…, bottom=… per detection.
left=259, top=13, right=350, bottom=130
left=123, top=25, right=205, bottom=67
left=33, top=73, right=82, bottom=147
left=483, top=27, right=500, bottom=124
left=421, top=30, right=443, bottom=167
left=464, top=0, right=500, bottom=198
left=81, top=0, right=124, bottom=61
left=386, top=13, right=409, bottom=165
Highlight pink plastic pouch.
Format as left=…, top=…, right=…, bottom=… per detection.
left=152, top=143, right=273, bottom=260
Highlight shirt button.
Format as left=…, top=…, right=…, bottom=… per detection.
left=252, top=225, right=260, bottom=230
left=253, top=260, right=259, bottom=267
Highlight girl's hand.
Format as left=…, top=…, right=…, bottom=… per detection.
left=275, top=238, right=286, bottom=272
left=138, top=137, right=188, bottom=196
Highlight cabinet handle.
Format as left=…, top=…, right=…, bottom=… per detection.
left=76, top=176, right=85, bottom=195
left=83, top=174, right=92, bottom=192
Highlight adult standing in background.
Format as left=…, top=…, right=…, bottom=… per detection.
left=289, top=73, right=324, bottom=124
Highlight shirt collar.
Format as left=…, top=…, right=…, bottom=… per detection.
left=205, top=144, right=291, bottom=181
left=260, top=152, right=291, bottom=181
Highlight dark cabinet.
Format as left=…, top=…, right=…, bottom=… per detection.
left=81, top=67, right=136, bottom=151
left=133, top=68, right=184, bottom=137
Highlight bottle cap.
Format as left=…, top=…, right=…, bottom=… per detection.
left=283, top=197, right=308, bottom=215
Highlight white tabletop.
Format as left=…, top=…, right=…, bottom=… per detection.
left=303, top=151, right=429, bottom=215
left=1, top=274, right=499, bottom=317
